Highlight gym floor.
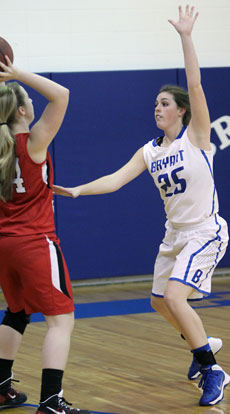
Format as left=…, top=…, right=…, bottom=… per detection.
left=0, top=273, right=229, bottom=414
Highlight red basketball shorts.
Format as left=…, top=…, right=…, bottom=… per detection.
left=0, top=233, right=75, bottom=315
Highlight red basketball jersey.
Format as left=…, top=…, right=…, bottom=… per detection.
left=0, top=133, right=55, bottom=235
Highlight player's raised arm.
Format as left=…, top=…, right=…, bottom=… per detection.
left=0, top=56, right=69, bottom=162
left=169, top=5, right=211, bottom=150
left=24, top=69, right=69, bottom=159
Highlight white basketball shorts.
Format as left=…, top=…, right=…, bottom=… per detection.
left=152, top=214, right=229, bottom=300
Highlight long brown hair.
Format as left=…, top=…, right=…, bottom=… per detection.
left=0, top=82, right=25, bottom=202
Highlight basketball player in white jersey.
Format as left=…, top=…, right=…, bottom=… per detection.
left=53, top=5, right=229, bottom=406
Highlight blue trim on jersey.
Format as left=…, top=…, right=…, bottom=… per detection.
left=183, top=214, right=222, bottom=290
left=151, top=126, right=186, bottom=147
left=152, top=138, right=158, bottom=147
left=176, top=125, right=186, bottom=139
left=201, top=149, right=216, bottom=215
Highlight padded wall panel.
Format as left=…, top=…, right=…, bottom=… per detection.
left=52, top=69, right=177, bottom=279
left=23, top=68, right=230, bottom=279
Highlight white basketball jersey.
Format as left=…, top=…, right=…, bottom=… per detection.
left=143, top=127, right=219, bottom=226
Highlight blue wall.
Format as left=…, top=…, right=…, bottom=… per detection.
left=27, top=68, right=230, bottom=280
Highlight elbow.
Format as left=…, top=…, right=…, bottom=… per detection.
left=109, top=175, right=124, bottom=192
left=114, top=182, right=123, bottom=192
left=58, top=88, right=69, bottom=111
left=62, top=88, right=70, bottom=105
left=64, top=87, right=70, bottom=97
left=57, top=86, right=69, bottom=104
left=110, top=184, right=121, bottom=193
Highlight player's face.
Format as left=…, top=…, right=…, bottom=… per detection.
left=20, top=87, right=34, bottom=123
left=154, top=92, right=182, bottom=130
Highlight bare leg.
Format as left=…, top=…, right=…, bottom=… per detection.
left=151, top=295, right=183, bottom=333
left=42, top=312, right=75, bottom=370
left=0, top=326, right=22, bottom=360
left=164, top=281, right=207, bottom=349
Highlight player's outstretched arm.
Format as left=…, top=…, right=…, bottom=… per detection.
left=169, top=5, right=211, bottom=149
left=53, top=147, right=147, bottom=198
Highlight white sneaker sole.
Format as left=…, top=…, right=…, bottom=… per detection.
left=208, top=337, right=223, bottom=355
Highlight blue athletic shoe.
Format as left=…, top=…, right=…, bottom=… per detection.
left=188, top=337, right=222, bottom=380
left=188, top=355, right=201, bottom=380
left=199, top=364, right=230, bottom=406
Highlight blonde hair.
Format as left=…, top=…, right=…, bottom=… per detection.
left=0, top=85, right=18, bottom=201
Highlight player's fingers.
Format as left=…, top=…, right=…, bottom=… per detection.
left=5, top=55, right=13, bottom=66
left=52, top=185, right=72, bottom=197
left=185, top=4, right=190, bottom=16
left=189, top=6, right=195, bottom=17
left=52, top=185, right=62, bottom=193
left=0, top=61, right=7, bottom=70
left=178, top=5, right=183, bottom=18
left=193, top=11, right=199, bottom=23
left=168, top=19, right=176, bottom=27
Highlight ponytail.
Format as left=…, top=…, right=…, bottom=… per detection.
left=0, top=86, right=17, bottom=201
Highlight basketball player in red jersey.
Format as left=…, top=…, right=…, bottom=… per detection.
left=0, top=58, right=89, bottom=413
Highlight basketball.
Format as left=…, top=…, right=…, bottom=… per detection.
left=0, top=37, right=14, bottom=67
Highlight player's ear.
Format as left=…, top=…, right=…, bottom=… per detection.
left=178, top=107, right=186, bottom=117
left=18, top=106, right=26, bottom=115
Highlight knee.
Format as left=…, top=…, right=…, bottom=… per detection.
left=45, top=312, right=75, bottom=334
left=164, top=289, right=177, bottom=310
left=1, top=307, right=31, bottom=335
